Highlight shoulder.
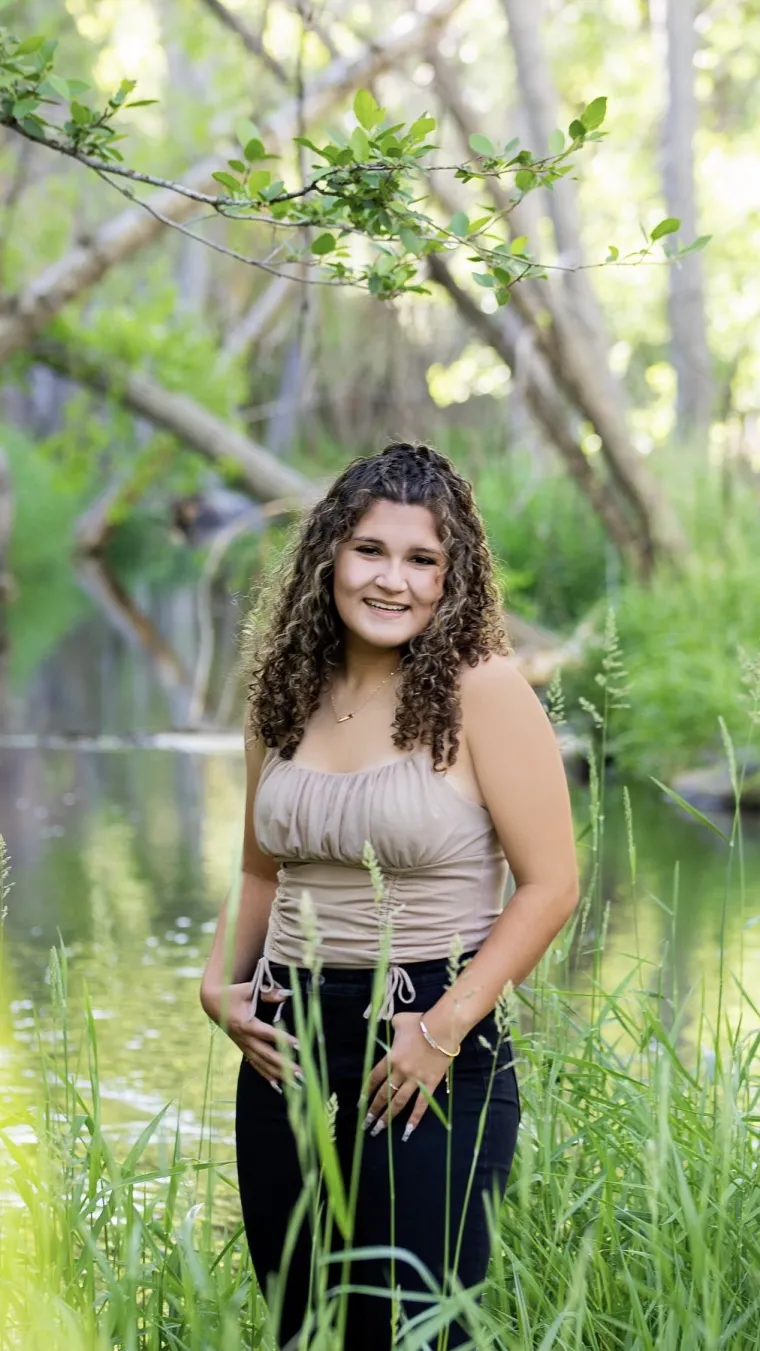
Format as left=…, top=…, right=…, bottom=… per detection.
left=459, top=651, right=535, bottom=705
left=459, top=653, right=555, bottom=746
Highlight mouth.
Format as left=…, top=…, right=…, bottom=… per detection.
left=363, top=598, right=410, bottom=617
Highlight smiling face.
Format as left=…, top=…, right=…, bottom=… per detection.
left=332, top=498, right=447, bottom=653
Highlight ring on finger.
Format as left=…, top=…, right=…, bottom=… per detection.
left=389, top=1081, right=400, bottom=1092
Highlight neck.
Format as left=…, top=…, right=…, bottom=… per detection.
left=339, top=632, right=401, bottom=691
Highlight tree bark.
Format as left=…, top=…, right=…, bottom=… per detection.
left=32, top=339, right=319, bottom=507
left=432, top=55, right=688, bottom=570
left=197, top=0, right=289, bottom=83
left=0, top=0, right=465, bottom=363
left=500, top=0, right=618, bottom=370
left=427, top=254, right=650, bottom=574
left=660, top=0, right=713, bottom=442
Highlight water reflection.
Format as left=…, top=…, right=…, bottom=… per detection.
left=1, top=582, right=759, bottom=1149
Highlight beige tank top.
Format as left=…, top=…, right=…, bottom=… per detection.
left=247, top=747, right=508, bottom=1023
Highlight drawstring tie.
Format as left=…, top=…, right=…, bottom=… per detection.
left=362, top=963, right=417, bottom=1021
left=247, top=954, right=291, bottom=1024
left=247, top=955, right=416, bottom=1023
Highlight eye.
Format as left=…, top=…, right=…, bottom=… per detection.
left=355, top=544, right=380, bottom=555
left=412, top=555, right=437, bottom=566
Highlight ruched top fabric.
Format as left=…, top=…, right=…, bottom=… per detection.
left=247, top=747, right=508, bottom=1023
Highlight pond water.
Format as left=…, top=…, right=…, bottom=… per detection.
left=2, top=578, right=759, bottom=1148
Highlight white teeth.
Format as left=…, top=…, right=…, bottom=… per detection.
left=366, top=600, right=407, bottom=612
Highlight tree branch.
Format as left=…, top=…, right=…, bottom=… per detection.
left=31, top=338, right=320, bottom=507
left=197, top=0, right=289, bottom=83
left=0, top=0, right=466, bottom=361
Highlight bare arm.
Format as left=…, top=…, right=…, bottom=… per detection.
left=200, top=734, right=279, bottom=1023
left=424, top=654, right=580, bottom=1048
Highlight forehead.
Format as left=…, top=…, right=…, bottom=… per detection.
left=351, top=499, right=442, bottom=544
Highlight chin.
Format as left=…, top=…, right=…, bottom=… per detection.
left=344, top=610, right=420, bottom=648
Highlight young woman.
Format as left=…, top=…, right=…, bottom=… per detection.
left=200, top=441, right=579, bottom=1348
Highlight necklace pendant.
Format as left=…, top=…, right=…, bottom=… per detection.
left=336, top=713, right=354, bottom=723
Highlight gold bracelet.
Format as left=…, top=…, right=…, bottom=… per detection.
left=419, top=1017, right=460, bottom=1059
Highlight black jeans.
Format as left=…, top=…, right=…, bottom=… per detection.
left=235, top=953, right=521, bottom=1350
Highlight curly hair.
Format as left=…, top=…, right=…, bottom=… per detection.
left=246, top=440, right=509, bottom=770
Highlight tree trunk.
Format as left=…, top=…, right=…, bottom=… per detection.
left=427, top=254, right=650, bottom=574
left=32, top=339, right=319, bottom=507
left=0, top=0, right=465, bottom=363
left=660, top=0, right=713, bottom=443
left=500, top=0, right=618, bottom=371
left=433, top=54, right=688, bottom=571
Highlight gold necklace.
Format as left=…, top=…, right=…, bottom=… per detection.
left=329, top=666, right=400, bottom=723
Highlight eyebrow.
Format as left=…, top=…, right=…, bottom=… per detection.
left=352, top=534, right=444, bottom=556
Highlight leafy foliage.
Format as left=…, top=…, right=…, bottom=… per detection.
left=0, top=18, right=706, bottom=301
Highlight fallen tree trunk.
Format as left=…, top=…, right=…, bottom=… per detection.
left=32, top=338, right=318, bottom=510
left=427, top=254, right=649, bottom=573
left=0, top=0, right=465, bottom=363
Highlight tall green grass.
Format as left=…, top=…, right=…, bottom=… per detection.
left=2, top=639, right=759, bottom=1350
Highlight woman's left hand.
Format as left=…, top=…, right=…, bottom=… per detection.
left=362, top=1011, right=453, bottom=1141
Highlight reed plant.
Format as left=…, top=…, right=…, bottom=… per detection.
left=1, top=633, right=759, bottom=1350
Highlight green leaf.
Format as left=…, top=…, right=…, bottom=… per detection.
left=109, top=78, right=136, bottom=107
left=243, top=137, right=266, bottom=161
left=374, top=250, right=396, bottom=276
left=353, top=88, right=382, bottom=130
left=66, top=79, right=91, bottom=95
left=467, top=215, right=491, bottom=235
left=378, top=136, right=401, bottom=156
left=247, top=169, right=271, bottom=193
left=20, top=115, right=46, bottom=139
left=350, top=126, right=371, bottom=161
left=606, top=244, right=619, bottom=261
left=70, top=101, right=92, bottom=125
left=14, top=35, right=46, bottom=55
left=568, top=119, right=586, bottom=140
left=399, top=227, right=423, bottom=255
left=678, top=233, right=711, bottom=256
left=46, top=74, right=70, bottom=100
left=469, top=132, right=495, bottom=157
left=292, top=136, right=330, bottom=159
left=650, top=216, right=680, bottom=241
left=449, top=210, right=469, bottom=237
left=311, top=232, right=336, bottom=255
left=510, top=235, right=529, bottom=254
left=228, top=159, right=246, bottom=172
left=548, top=128, right=565, bottom=155
left=408, top=113, right=436, bottom=142
left=581, top=96, right=607, bottom=131
left=212, top=171, right=241, bottom=193
left=473, top=271, right=496, bottom=287
left=515, top=168, right=535, bottom=191
left=260, top=179, right=284, bottom=200
left=502, top=137, right=520, bottom=158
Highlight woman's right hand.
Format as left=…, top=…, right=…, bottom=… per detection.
left=202, top=980, right=302, bottom=1093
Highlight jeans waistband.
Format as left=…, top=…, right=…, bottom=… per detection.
left=248, top=950, right=479, bottom=1026
left=267, top=949, right=478, bottom=985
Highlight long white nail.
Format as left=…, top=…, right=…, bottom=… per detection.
left=362, top=1112, right=375, bottom=1131
left=402, top=1122, right=415, bottom=1142
left=268, top=1079, right=283, bottom=1095
left=370, top=1119, right=386, bottom=1137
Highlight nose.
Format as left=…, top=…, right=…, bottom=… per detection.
left=373, top=558, right=407, bottom=593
